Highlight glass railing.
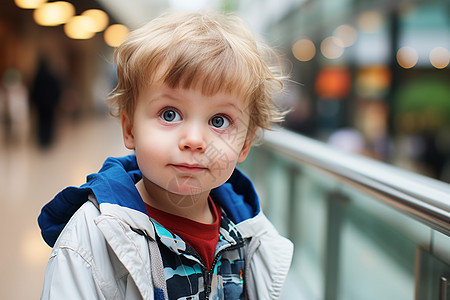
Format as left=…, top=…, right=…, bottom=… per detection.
left=238, top=129, right=450, bottom=300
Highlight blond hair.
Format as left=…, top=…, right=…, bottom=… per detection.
left=109, top=11, right=287, bottom=141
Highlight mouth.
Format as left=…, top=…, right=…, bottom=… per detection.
left=170, top=163, right=208, bottom=174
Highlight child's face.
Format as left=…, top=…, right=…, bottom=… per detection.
left=121, top=80, right=252, bottom=198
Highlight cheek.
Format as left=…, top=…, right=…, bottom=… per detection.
left=211, top=139, right=244, bottom=168
left=135, top=133, right=160, bottom=154
left=133, top=129, right=170, bottom=167
left=220, top=133, right=247, bottom=157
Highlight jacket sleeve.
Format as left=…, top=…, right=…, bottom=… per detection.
left=41, top=246, right=106, bottom=299
left=40, top=202, right=122, bottom=300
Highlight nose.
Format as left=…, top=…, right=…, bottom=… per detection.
left=178, top=122, right=206, bottom=152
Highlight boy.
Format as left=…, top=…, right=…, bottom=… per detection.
left=38, top=11, right=293, bottom=299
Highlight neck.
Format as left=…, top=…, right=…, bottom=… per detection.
left=136, top=178, right=214, bottom=224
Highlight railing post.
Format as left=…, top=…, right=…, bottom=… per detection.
left=439, top=275, right=449, bottom=300
left=287, top=166, right=300, bottom=240
left=324, top=189, right=349, bottom=300
left=415, top=246, right=450, bottom=300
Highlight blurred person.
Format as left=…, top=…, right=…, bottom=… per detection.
left=421, top=132, right=445, bottom=180
left=436, top=126, right=450, bottom=183
left=31, top=58, right=62, bottom=148
left=0, top=76, right=8, bottom=142
left=1, top=68, right=29, bottom=144
left=38, top=11, right=293, bottom=299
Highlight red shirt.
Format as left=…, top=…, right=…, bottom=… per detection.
left=144, top=197, right=221, bottom=270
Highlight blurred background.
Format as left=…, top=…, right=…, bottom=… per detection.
left=0, top=0, right=449, bottom=299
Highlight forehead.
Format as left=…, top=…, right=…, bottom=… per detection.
left=145, top=78, right=246, bottom=109
left=145, top=64, right=252, bottom=107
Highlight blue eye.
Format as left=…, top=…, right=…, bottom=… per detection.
left=210, top=115, right=231, bottom=129
left=161, top=109, right=181, bottom=122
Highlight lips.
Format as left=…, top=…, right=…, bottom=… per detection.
left=170, top=163, right=208, bottom=174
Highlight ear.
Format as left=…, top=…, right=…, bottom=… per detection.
left=237, top=129, right=256, bottom=163
left=121, top=111, right=135, bottom=150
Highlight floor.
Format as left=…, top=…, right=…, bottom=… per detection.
left=0, top=115, right=132, bottom=299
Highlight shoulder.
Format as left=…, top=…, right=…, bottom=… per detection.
left=49, top=200, right=131, bottom=284
left=235, top=211, right=282, bottom=238
left=50, top=200, right=107, bottom=258
left=42, top=201, right=131, bottom=299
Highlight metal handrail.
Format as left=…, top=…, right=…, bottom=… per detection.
left=262, top=129, right=450, bottom=236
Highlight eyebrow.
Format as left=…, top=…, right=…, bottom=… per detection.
left=154, top=90, right=244, bottom=113
left=146, top=91, right=177, bottom=105
left=220, top=101, right=244, bottom=114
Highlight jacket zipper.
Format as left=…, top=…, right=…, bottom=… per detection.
left=203, top=241, right=245, bottom=300
left=132, top=226, right=246, bottom=299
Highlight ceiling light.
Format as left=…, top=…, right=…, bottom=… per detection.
left=33, top=1, right=75, bottom=26
left=14, top=0, right=46, bottom=9
left=64, top=15, right=96, bottom=39
left=81, top=9, right=109, bottom=32
left=104, top=24, right=129, bottom=47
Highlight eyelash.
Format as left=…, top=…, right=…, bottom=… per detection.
left=210, top=114, right=232, bottom=130
left=158, top=107, right=182, bottom=122
left=158, top=107, right=234, bottom=130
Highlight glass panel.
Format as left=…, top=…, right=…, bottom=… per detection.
left=238, top=144, right=449, bottom=299
left=290, top=165, right=331, bottom=299
left=337, top=193, right=419, bottom=300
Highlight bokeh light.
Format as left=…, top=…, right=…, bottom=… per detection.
left=81, top=9, right=109, bottom=33
left=64, top=15, right=96, bottom=40
left=333, top=24, right=358, bottom=48
left=14, top=0, right=46, bottom=9
left=292, top=39, right=316, bottom=62
left=396, top=46, right=418, bottom=69
left=321, top=36, right=345, bottom=59
left=315, top=67, right=352, bottom=98
left=429, top=47, right=449, bottom=69
left=104, top=24, right=129, bottom=47
left=33, top=1, right=75, bottom=26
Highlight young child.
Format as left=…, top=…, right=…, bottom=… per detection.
left=38, top=11, right=293, bottom=300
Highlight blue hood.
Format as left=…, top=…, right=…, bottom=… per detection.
left=38, top=155, right=260, bottom=247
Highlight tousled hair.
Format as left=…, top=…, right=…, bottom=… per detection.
left=109, top=11, right=287, bottom=141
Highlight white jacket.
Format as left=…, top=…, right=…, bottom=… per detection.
left=39, top=155, right=293, bottom=299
